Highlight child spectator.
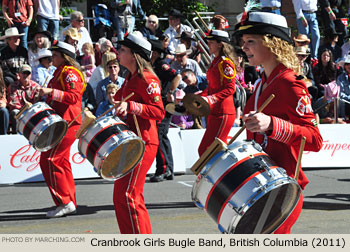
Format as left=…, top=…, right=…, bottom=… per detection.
left=81, top=43, right=96, bottom=83
left=31, top=49, right=56, bottom=87
left=171, top=89, right=193, bottom=129
left=95, top=83, right=119, bottom=117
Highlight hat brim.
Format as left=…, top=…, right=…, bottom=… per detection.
left=205, top=35, right=230, bottom=44
left=31, top=30, right=52, bottom=41
left=50, top=46, right=76, bottom=60
left=118, top=39, right=151, bottom=61
left=0, top=33, right=25, bottom=40
left=234, top=22, right=292, bottom=44
left=294, top=38, right=310, bottom=43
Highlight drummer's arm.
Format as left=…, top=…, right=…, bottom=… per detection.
left=202, top=78, right=236, bottom=107
left=166, top=74, right=181, bottom=102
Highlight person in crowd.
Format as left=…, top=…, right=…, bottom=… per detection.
left=94, top=38, right=118, bottom=67
left=313, top=48, right=341, bottom=99
left=2, top=0, right=33, bottom=49
left=210, top=14, right=229, bottom=31
left=341, top=35, right=350, bottom=59
left=0, top=67, right=9, bottom=135
left=182, top=68, right=208, bottom=94
left=318, top=27, right=342, bottom=62
left=319, top=0, right=348, bottom=46
left=292, top=0, right=320, bottom=61
left=81, top=43, right=96, bottom=83
left=171, top=44, right=204, bottom=89
left=295, top=46, right=317, bottom=103
left=234, top=11, right=323, bottom=233
left=171, top=89, right=194, bottom=129
left=95, top=83, right=119, bottom=117
left=197, top=30, right=236, bottom=156
left=110, top=0, right=146, bottom=41
left=93, top=3, right=113, bottom=41
left=28, top=28, right=52, bottom=67
left=89, top=51, right=117, bottom=96
left=31, top=48, right=56, bottom=87
left=294, top=33, right=311, bottom=47
left=7, top=64, right=40, bottom=134
left=177, top=31, right=201, bottom=64
left=95, top=58, right=125, bottom=105
left=313, top=80, right=346, bottom=123
left=163, top=8, right=192, bottom=54
left=38, top=41, right=85, bottom=218
left=59, top=11, right=93, bottom=58
left=140, top=14, right=162, bottom=40
left=336, top=55, right=350, bottom=117
left=0, top=27, right=28, bottom=87
left=260, top=0, right=282, bottom=15
left=160, top=34, right=173, bottom=62
left=34, top=0, right=61, bottom=41
left=62, top=27, right=82, bottom=58
left=148, top=39, right=181, bottom=183
left=112, top=32, right=164, bottom=233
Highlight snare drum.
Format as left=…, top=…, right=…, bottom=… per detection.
left=192, top=140, right=301, bottom=234
left=17, top=102, right=68, bottom=152
left=78, top=115, right=145, bottom=180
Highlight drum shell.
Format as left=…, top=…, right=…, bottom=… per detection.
left=192, top=140, right=301, bottom=234
left=16, top=102, right=68, bottom=152
left=78, top=115, right=145, bottom=180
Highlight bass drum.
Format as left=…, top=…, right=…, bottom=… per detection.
left=78, top=115, right=145, bottom=180
left=17, top=102, right=68, bottom=152
left=192, top=140, right=301, bottom=234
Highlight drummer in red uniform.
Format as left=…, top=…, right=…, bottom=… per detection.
left=38, top=41, right=85, bottom=218
left=198, top=30, right=236, bottom=156
left=113, top=32, right=165, bottom=234
left=234, top=11, right=323, bottom=233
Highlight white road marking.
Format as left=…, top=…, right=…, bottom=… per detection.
left=177, top=181, right=193, bottom=187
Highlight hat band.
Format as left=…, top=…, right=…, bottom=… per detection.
left=238, top=25, right=253, bottom=31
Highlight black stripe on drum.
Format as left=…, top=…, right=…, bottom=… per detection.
left=86, top=123, right=129, bottom=165
left=23, top=109, right=56, bottom=140
left=205, top=154, right=276, bottom=223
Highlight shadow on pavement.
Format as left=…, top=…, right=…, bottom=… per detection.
left=304, top=193, right=350, bottom=210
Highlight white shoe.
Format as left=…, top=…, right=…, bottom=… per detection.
left=46, top=201, right=76, bottom=218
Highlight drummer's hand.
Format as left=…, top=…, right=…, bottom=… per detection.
left=39, top=87, right=53, bottom=97
left=114, top=101, right=128, bottom=117
left=242, top=111, right=272, bottom=133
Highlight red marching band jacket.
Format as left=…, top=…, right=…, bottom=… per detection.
left=244, top=64, right=323, bottom=189
left=113, top=70, right=165, bottom=145
left=200, top=56, right=236, bottom=115
left=46, top=65, right=86, bottom=126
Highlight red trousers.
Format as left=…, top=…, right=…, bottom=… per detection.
left=40, top=124, right=79, bottom=207
left=113, top=143, right=158, bottom=234
left=274, top=192, right=304, bottom=234
left=198, top=114, right=235, bottom=156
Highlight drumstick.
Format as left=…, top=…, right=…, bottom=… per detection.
left=295, top=136, right=306, bottom=181
left=67, top=108, right=86, bottom=128
left=227, top=94, right=275, bottom=145
left=133, top=114, right=142, bottom=138
left=95, top=92, right=135, bottom=121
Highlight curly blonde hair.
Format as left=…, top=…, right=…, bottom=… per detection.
left=261, top=35, right=301, bottom=75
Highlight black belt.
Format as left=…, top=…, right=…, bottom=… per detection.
left=262, top=7, right=280, bottom=11
left=303, top=10, right=316, bottom=14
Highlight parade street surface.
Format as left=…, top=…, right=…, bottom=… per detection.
left=0, top=168, right=349, bottom=234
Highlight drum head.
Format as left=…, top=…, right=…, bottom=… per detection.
left=100, top=138, right=145, bottom=180
left=34, top=121, right=68, bottom=152
left=233, top=182, right=301, bottom=234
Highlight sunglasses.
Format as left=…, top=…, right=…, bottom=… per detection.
left=149, top=20, right=156, bottom=24
left=21, top=71, right=31, bottom=75
left=77, top=19, right=84, bottom=23
left=108, top=65, right=118, bottom=70
left=182, top=75, right=189, bottom=81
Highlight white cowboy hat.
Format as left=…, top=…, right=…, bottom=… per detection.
left=0, top=27, right=25, bottom=40
left=34, top=48, right=53, bottom=61
left=338, top=54, right=350, bottom=68
left=174, top=44, right=191, bottom=55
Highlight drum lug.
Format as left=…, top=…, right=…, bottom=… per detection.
left=253, top=141, right=263, bottom=151
left=238, top=144, right=249, bottom=152
left=204, top=175, right=215, bottom=185
left=227, top=200, right=239, bottom=213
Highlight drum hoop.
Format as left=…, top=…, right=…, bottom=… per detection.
left=228, top=178, right=301, bottom=234
left=22, top=109, right=57, bottom=140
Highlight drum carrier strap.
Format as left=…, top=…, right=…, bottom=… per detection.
left=59, top=66, right=86, bottom=94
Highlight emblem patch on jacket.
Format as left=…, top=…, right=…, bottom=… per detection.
left=296, top=95, right=313, bottom=116
left=146, top=81, right=161, bottom=95
left=65, top=72, right=78, bottom=83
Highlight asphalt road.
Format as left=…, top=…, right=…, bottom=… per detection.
left=0, top=168, right=349, bottom=234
